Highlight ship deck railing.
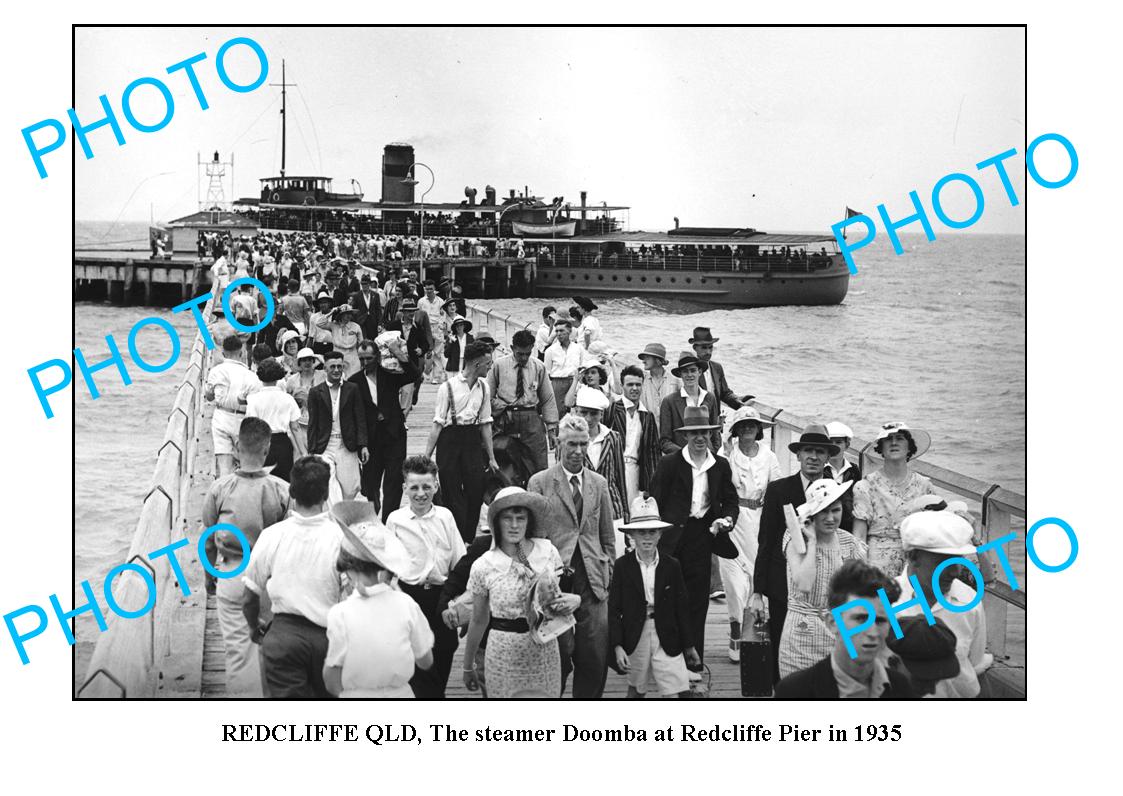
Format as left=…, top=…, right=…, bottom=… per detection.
left=76, top=299, right=1024, bottom=698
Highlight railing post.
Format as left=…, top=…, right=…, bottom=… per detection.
left=980, top=490, right=1013, bottom=660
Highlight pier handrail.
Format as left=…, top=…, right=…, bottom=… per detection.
left=77, top=298, right=214, bottom=698
left=464, top=301, right=1026, bottom=690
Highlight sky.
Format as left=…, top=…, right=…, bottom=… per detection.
left=73, top=26, right=1026, bottom=234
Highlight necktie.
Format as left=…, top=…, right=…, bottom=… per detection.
left=570, top=474, right=583, bottom=522
left=515, top=363, right=526, bottom=402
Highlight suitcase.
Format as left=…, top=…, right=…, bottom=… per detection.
left=739, top=608, right=774, bottom=697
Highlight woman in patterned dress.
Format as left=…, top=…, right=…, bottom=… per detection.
left=282, top=347, right=326, bottom=454
left=462, top=487, right=573, bottom=698
left=851, top=422, right=934, bottom=578
left=778, top=479, right=868, bottom=679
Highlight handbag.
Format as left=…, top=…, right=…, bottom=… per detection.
left=739, top=610, right=774, bottom=697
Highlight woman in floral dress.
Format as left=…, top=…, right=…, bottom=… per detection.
left=851, top=421, right=934, bottom=578
left=779, top=479, right=868, bottom=678
left=462, top=487, right=573, bottom=698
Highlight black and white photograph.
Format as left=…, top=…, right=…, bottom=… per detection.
left=70, top=25, right=1027, bottom=702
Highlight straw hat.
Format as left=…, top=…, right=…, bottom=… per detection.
left=295, top=347, right=322, bottom=364
left=671, top=351, right=709, bottom=377
left=330, top=501, right=435, bottom=584
left=797, top=479, right=855, bottom=523
left=727, top=406, right=774, bottom=437
left=450, top=314, right=473, bottom=332
left=676, top=405, right=720, bottom=433
left=277, top=329, right=301, bottom=351
left=620, top=496, right=673, bottom=532
left=487, top=487, right=548, bottom=539
left=873, top=421, right=932, bottom=460
left=826, top=421, right=854, bottom=440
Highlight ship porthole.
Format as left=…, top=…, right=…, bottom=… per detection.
left=685, top=278, right=691, bottom=284
left=584, top=274, right=590, bottom=280
left=612, top=275, right=618, bottom=281
left=570, top=274, right=576, bottom=280
left=641, top=277, right=647, bottom=282
left=597, top=275, right=604, bottom=281
left=655, top=277, right=662, bottom=283
left=670, top=277, right=676, bottom=283
left=626, top=276, right=632, bottom=282
left=716, top=279, right=723, bottom=284
left=700, top=278, right=706, bottom=284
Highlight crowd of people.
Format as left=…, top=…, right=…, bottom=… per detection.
left=199, top=237, right=998, bottom=699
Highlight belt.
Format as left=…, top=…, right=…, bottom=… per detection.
left=625, top=456, right=639, bottom=464
left=550, top=376, right=574, bottom=381
left=488, top=616, right=530, bottom=633
left=738, top=498, right=757, bottom=508
left=506, top=405, right=539, bottom=412
left=217, top=407, right=246, bottom=415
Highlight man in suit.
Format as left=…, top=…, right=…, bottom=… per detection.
left=607, top=365, right=661, bottom=506
left=774, top=559, right=913, bottom=699
left=749, top=423, right=838, bottom=683
left=649, top=406, right=739, bottom=660
left=306, top=351, right=369, bottom=500
left=350, top=273, right=382, bottom=340
left=348, top=338, right=420, bottom=519
left=527, top=414, right=616, bottom=699
left=689, top=327, right=753, bottom=411
left=659, top=352, right=722, bottom=454
left=385, top=297, right=431, bottom=414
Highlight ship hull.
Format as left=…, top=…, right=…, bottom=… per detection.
left=530, top=259, right=850, bottom=307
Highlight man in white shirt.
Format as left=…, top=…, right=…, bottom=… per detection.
left=544, top=318, right=582, bottom=419
left=573, top=296, right=602, bottom=348
left=205, top=335, right=262, bottom=478
left=387, top=455, right=467, bottom=698
left=534, top=305, right=558, bottom=360
left=241, top=456, right=343, bottom=698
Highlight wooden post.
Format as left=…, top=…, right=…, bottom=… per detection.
left=505, top=260, right=512, bottom=298
left=981, top=496, right=1012, bottom=660
left=143, top=265, right=154, bottom=306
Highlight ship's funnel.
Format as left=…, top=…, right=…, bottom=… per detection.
left=485, top=185, right=497, bottom=205
left=581, top=190, right=588, bottom=222
left=465, top=186, right=477, bottom=205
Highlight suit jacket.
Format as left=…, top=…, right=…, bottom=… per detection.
left=346, top=358, right=420, bottom=447
left=444, top=333, right=475, bottom=372
left=306, top=380, right=368, bottom=454
left=773, top=655, right=914, bottom=699
left=527, top=464, right=616, bottom=601
left=824, top=460, right=863, bottom=533
left=659, top=391, right=722, bottom=454
left=350, top=289, right=382, bottom=339
left=606, top=400, right=661, bottom=494
left=699, top=359, right=743, bottom=411
left=608, top=551, right=693, bottom=658
left=753, top=472, right=808, bottom=601
left=648, top=451, right=739, bottom=559
left=385, top=321, right=431, bottom=368
left=587, top=427, right=628, bottom=522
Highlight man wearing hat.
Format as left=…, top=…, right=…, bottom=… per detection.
left=385, top=296, right=430, bottom=414
left=609, top=496, right=701, bottom=699
left=350, top=273, right=383, bottom=341
left=824, top=421, right=862, bottom=532
left=659, top=351, right=722, bottom=454
left=606, top=365, right=661, bottom=508
left=572, top=386, right=628, bottom=525
left=309, top=292, right=337, bottom=356
left=488, top=329, right=559, bottom=475
left=649, top=406, right=740, bottom=662
left=544, top=318, right=582, bottom=420
left=527, top=414, right=616, bottom=698
left=637, top=342, right=680, bottom=430
left=572, top=296, right=601, bottom=348
left=689, top=327, right=752, bottom=411
left=886, top=615, right=961, bottom=698
left=891, top=509, right=991, bottom=698
left=749, top=423, right=838, bottom=682
left=241, top=456, right=344, bottom=698
left=443, top=314, right=475, bottom=373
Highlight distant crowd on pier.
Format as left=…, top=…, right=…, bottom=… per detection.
left=199, top=231, right=996, bottom=700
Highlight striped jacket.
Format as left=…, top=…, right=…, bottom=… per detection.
left=586, top=426, right=629, bottom=523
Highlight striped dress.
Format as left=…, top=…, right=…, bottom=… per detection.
left=778, top=530, right=868, bottom=679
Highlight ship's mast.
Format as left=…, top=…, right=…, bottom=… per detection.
left=269, top=60, right=295, bottom=178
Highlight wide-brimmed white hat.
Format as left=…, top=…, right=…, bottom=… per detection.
left=797, top=479, right=855, bottom=523
left=873, top=421, right=932, bottom=459
left=331, top=501, right=434, bottom=584
left=900, top=510, right=976, bottom=556
left=295, top=347, right=322, bottom=364
left=574, top=385, right=610, bottom=411
left=278, top=329, right=301, bottom=350
left=727, top=406, right=774, bottom=436
left=620, top=496, right=673, bottom=531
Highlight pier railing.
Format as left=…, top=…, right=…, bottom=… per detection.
left=77, top=299, right=215, bottom=698
left=464, top=301, right=1026, bottom=694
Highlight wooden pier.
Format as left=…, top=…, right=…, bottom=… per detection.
left=77, top=302, right=1026, bottom=700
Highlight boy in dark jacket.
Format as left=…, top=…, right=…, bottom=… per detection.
left=609, top=496, right=701, bottom=698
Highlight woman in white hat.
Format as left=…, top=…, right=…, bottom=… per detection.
left=779, top=479, right=868, bottom=679
left=461, top=487, right=572, bottom=699
left=283, top=347, right=326, bottom=454
left=851, top=421, right=934, bottom=578
left=327, top=304, right=363, bottom=377
left=718, top=407, right=782, bottom=661
left=277, top=328, right=303, bottom=374
left=563, top=352, right=615, bottom=408
left=322, top=507, right=436, bottom=698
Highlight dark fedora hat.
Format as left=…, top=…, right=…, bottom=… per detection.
left=573, top=296, right=598, bottom=312
left=670, top=350, right=709, bottom=377
left=788, top=423, right=841, bottom=456
left=887, top=615, right=961, bottom=682
left=688, top=326, right=719, bottom=344
left=676, top=405, right=720, bottom=433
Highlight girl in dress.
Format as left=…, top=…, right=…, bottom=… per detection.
left=461, top=487, right=575, bottom=699
left=779, top=479, right=868, bottom=678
